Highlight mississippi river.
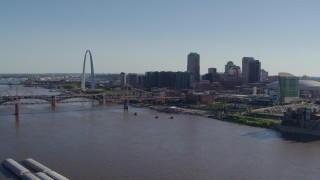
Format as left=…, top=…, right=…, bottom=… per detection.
left=1, top=85, right=320, bottom=179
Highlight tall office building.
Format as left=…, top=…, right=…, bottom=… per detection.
left=187, top=53, right=200, bottom=84
left=278, top=72, right=299, bottom=104
left=242, top=57, right=261, bottom=84
left=144, top=71, right=159, bottom=88
left=140, top=71, right=191, bottom=89
left=225, top=61, right=241, bottom=76
left=127, top=73, right=138, bottom=87
left=242, top=57, right=254, bottom=83
left=159, top=71, right=176, bottom=88
left=225, top=61, right=234, bottom=74
left=248, top=60, right=261, bottom=83
left=120, top=72, right=126, bottom=86
left=175, top=71, right=191, bottom=89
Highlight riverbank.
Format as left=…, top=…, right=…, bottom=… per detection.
left=208, top=114, right=281, bottom=129
left=148, top=105, right=208, bottom=117
left=145, top=105, right=281, bottom=129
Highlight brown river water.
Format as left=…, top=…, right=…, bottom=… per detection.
left=1, top=85, right=320, bottom=179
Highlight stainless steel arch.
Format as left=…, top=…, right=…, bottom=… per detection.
left=81, top=50, right=95, bottom=90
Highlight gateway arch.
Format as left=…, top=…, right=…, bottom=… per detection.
left=81, top=50, right=95, bottom=90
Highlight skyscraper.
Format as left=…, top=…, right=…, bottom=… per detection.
left=120, top=72, right=126, bottom=87
left=278, top=72, right=299, bottom=104
left=224, top=61, right=241, bottom=76
left=248, top=60, right=261, bottom=83
left=225, top=61, right=234, bottom=75
left=242, top=57, right=254, bottom=83
left=187, top=52, right=200, bottom=84
left=242, top=57, right=261, bottom=84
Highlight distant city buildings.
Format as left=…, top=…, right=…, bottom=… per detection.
left=120, top=72, right=126, bottom=87
left=93, top=53, right=320, bottom=105
left=260, top=69, right=268, bottom=82
left=159, top=71, right=176, bottom=88
left=127, top=73, right=138, bottom=87
left=248, top=59, right=261, bottom=83
left=242, top=57, right=254, bottom=83
left=229, top=67, right=241, bottom=77
left=187, top=53, right=200, bottom=84
left=225, top=61, right=234, bottom=74
left=142, top=71, right=159, bottom=88
left=208, top=68, right=217, bottom=74
left=202, top=67, right=219, bottom=84
left=140, top=71, right=191, bottom=89
left=242, top=57, right=261, bottom=84
left=224, top=61, right=241, bottom=76
left=175, top=71, right=192, bottom=89
left=116, top=54, right=274, bottom=93
left=220, top=76, right=242, bottom=90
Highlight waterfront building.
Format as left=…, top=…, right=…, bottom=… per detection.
left=278, top=107, right=320, bottom=136
left=242, top=57, right=261, bottom=84
left=278, top=72, right=299, bottom=104
left=282, top=107, right=315, bottom=128
left=187, top=52, right=200, bottom=84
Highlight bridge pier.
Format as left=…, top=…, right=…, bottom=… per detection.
left=51, top=96, right=56, bottom=107
left=124, top=99, right=128, bottom=110
left=99, top=94, right=105, bottom=104
left=14, top=97, right=20, bottom=116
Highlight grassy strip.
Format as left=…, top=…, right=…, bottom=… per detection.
left=208, top=115, right=281, bottom=129
left=57, top=84, right=79, bottom=90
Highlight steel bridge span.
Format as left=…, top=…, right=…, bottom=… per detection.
left=0, top=93, right=182, bottom=115
left=0, top=94, right=158, bottom=105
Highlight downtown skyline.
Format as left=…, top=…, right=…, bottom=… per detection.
left=1, top=0, right=320, bottom=76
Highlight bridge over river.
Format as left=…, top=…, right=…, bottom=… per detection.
left=0, top=92, right=182, bottom=115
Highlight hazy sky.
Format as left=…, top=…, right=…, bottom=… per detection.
left=1, top=0, right=320, bottom=76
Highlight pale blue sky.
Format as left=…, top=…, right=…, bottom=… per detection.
left=1, top=0, right=320, bottom=76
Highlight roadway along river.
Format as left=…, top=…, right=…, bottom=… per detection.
left=1, top=86, right=320, bottom=179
